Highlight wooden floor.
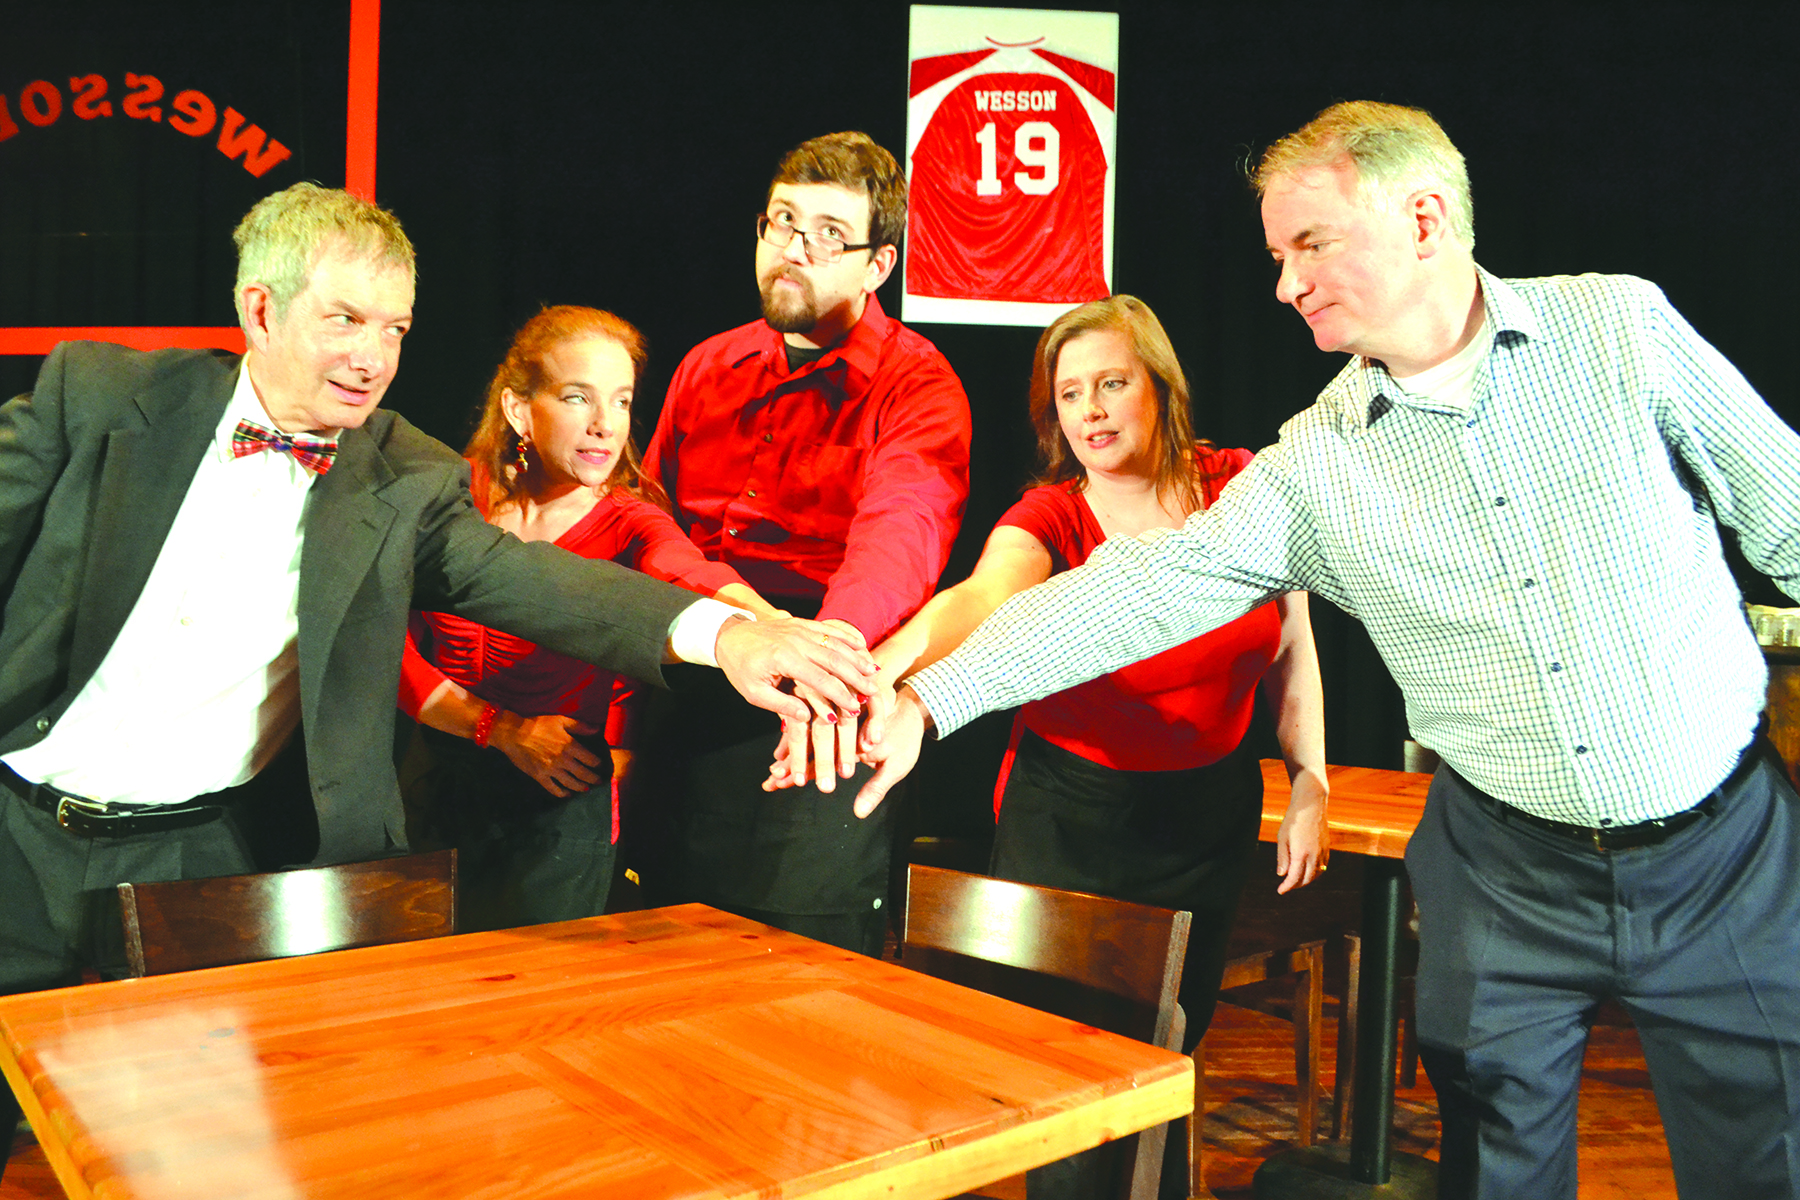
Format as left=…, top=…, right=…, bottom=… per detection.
left=1197, top=1003, right=1677, bottom=1200
left=2, top=1002, right=1677, bottom=1199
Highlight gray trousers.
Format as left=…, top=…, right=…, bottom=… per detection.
left=1406, top=744, right=1800, bottom=1199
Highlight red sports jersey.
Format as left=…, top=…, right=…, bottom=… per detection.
left=907, top=48, right=1114, bottom=305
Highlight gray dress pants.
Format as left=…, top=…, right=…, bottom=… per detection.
left=1407, top=742, right=1800, bottom=1200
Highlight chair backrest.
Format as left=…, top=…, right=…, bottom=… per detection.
left=902, top=866, right=1191, bottom=1200
left=118, top=849, right=457, bottom=977
left=902, top=864, right=1190, bottom=1055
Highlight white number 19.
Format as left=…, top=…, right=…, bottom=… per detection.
left=975, top=120, right=1060, bottom=197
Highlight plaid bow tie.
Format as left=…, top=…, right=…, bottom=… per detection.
left=230, top=419, right=338, bottom=475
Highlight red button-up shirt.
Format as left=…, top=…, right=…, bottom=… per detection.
left=644, top=294, right=971, bottom=644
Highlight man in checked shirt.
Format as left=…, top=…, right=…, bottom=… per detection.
left=639, top=132, right=971, bottom=956
left=847, top=102, right=1800, bottom=1198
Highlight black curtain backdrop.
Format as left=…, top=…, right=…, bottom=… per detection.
left=0, top=3, right=345, bottom=330
left=5, top=0, right=1796, bottom=836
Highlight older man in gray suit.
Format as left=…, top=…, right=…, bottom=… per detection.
left=0, top=184, right=872, bottom=1076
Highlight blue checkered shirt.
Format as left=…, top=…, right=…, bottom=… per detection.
left=910, top=268, right=1800, bottom=823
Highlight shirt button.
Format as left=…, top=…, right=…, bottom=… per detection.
left=180, top=616, right=194, bottom=627
left=35, top=717, right=50, bottom=733
left=1575, top=745, right=1589, bottom=755
left=1494, top=497, right=1507, bottom=506
left=1550, top=663, right=1562, bottom=672
left=747, top=489, right=757, bottom=498
left=1466, top=418, right=1477, bottom=428
left=727, top=528, right=739, bottom=537
left=1523, top=579, right=1536, bottom=588
left=762, top=433, right=774, bottom=443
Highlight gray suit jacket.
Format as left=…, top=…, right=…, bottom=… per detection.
left=0, top=342, right=696, bottom=862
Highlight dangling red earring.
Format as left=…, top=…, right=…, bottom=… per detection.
left=516, top=436, right=530, bottom=472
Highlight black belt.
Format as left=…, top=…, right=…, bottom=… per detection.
left=1483, top=792, right=1714, bottom=852
left=1475, top=737, right=1764, bottom=853
left=0, top=765, right=227, bottom=839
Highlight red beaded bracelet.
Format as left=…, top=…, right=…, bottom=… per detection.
left=473, top=703, right=500, bottom=748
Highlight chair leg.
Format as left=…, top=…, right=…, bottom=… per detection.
left=1399, top=975, right=1418, bottom=1089
left=1290, top=941, right=1325, bottom=1148
left=1189, top=1037, right=1214, bottom=1200
left=1331, top=932, right=1360, bottom=1141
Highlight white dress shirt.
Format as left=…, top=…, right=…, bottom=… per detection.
left=5, top=364, right=320, bottom=805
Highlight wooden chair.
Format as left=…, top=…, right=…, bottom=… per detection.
left=1329, top=930, right=1417, bottom=1139
left=1204, top=936, right=1327, bottom=1147
left=116, top=849, right=457, bottom=977
left=901, top=864, right=1191, bottom=1200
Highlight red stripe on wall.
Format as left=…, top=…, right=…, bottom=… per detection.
left=0, top=328, right=247, bottom=356
left=345, top=0, right=381, bottom=200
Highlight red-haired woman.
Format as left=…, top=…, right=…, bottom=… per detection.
left=402, top=306, right=780, bottom=931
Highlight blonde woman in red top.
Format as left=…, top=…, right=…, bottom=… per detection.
left=402, top=306, right=779, bottom=931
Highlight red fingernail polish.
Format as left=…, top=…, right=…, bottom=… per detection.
left=825, top=712, right=838, bottom=725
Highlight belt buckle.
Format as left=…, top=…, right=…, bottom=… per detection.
left=1591, top=826, right=1609, bottom=854
left=55, top=793, right=109, bottom=830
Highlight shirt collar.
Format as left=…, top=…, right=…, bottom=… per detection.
left=1328, top=263, right=1544, bottom=432
left=741, top=291, right=890, bottom=397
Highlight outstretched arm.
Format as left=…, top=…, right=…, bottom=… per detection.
left=1263, top=591, right=1329, bottom=892
left=872, top=526, right=1055, bottom=688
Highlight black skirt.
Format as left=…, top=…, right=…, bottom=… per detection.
left=991, top=726, right=1263, bottom=1043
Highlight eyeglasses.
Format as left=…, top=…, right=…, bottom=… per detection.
left=755, top=214, right=875, bottom=264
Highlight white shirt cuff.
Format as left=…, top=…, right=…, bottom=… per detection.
left=668, top=598, right=753, bottom=668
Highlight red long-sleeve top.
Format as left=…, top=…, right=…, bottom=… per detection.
left=643, top=294, right=971, bottom=645
left=998, top=447, right=1281, bottom=775
left=399, top=469, right=746, bottom=729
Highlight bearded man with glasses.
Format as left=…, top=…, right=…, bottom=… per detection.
left=640, top=131, right=971, bottom=955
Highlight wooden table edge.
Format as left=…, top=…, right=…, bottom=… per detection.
left=797, top=1062, right=1193, bottom=1200
left=1, top=1034, right=92, bottom=1200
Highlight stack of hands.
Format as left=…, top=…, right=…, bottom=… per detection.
left=762, top=676, right=926, bottom=818
left=714, top=612, right=1327, bottom=894
left=711, top=615, right=918, bottom=816
left=711, top=613, right=920, bottom=817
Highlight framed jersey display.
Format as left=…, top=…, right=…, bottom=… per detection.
left=903, top=6, right=1118, bottom=328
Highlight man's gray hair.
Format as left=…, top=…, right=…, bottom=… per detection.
left=232, top=182, right=415, bottom=327
left=1253, top=101, right=1475, bottom=249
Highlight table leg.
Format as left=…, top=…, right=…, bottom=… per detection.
left=1248, top=859, right=1436, bottom=1198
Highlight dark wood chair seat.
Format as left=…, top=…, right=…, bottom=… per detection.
left=116, top=849, right=457, bottom=977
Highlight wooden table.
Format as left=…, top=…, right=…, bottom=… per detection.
left=1257, top=761, right=1437, bottom=1195
left=0, top=904, right=1191, bottom=1200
